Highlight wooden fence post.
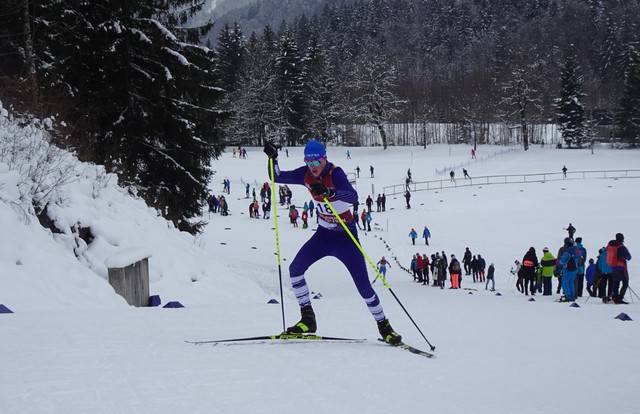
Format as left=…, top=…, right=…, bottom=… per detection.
left=106, top=248, right=152, bottom=307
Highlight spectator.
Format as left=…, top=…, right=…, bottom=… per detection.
left=521, top=247, right=539, bottom=296
left=512, top=260, right=524, bottom=293
left=410, top=255, right=418, bottom=282
left=353, top=203, right=361, bottom=230
left=409, top=228, right=418, bottom=245
left=477, top=254, right=486, bottom=283
left=607, top=233, right=632, bottom=304
left=365, top=210, right=372, bottom=232
left=463, top=247, right=472, bottom=275
left=262, top=199, right=271, bottom=219
left=308, top=199, right=315, bottom=218
left=421, top=254, right=430, bottom=285
left=430, top=254, right=439, bottom=287
left=422, top=226, right=431, bottom=246
left=559, top=237, right=581, bottom=302
left=415, top=253, right=424, bottom=283
left=289, top=205, right=299, bottom=227
left=486, top=263, right=495, bottom=291
left=575, top=237, right=587, bottom=297
left=449, top=254, right=461, bottom=289
left=539, top=247, right=556, bottom=296
left=565, top=223, right=576, bottom=239
left=585, top=258, right=596, bottom=297
left=437, top=253, right=447, bottom=289
left=596, top=247, right=612, bottom=302
left=470, top=255, right=479, bottom=282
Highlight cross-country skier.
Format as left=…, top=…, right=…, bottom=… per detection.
left=377, top=256, right=391, bottom=278
left=264, top=139, right=402, bottom=344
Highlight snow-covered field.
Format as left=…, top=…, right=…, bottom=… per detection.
left=2, top=118, right=640, bottom=414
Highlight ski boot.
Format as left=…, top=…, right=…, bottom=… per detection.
left=286, top=305, right=317, bottom=334
left=377, top=318, right=402, bottom=345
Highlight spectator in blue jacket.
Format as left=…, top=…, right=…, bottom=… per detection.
left=410, top=254, right=418, bottom=282
left=422, top=226, right=431, bottom=245
left=308, top=199, right=315, bottom=218
left=559, top=237, right=581, bottom=302
left=409, top=228, right=418, bottom=245
left=574, top=237, right=587, bottom=297
left=596, top=247, right=613, bottom=302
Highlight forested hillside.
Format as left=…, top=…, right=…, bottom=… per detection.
left=209, top=0, right=639, bottom=148
left=202, top=0, right=354, bottom=42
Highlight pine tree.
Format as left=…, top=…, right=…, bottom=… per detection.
left=0, top=0, right=38, bottom=111
left=617, top=46, right=640, bottom=146
left=302, top=36, right=341, bottom=142
left=215, top=22, right=245, bottom=94
left=599, top=13, right=620, bottom=77
left=226, top=28, right=279, bottom=145
left=556, top=52, right=587, bottom=148
left=275, top=28, right=307, bottom=146
left=33, top=0, right=226, bottom=234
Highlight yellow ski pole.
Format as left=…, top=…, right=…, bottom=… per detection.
left=269, top=158, right=286, bottom=333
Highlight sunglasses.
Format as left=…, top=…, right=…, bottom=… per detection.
left=304, top=156, right=325, bottom=167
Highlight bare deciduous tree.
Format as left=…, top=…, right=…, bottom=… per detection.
left=345, top=51, right=405, bottom=149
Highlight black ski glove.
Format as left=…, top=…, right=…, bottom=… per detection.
left=263, top=141, right=280, bottom=159
left=309, top=182, right=334, bottom=198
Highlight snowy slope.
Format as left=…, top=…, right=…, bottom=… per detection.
left=2, top=109, right=640, bottom=413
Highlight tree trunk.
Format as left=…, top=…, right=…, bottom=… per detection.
left=519, top=105, right=529, bottom=151
left=376, top=121, right=388, bottom=149
left=22, top=0, right=38, bottom=103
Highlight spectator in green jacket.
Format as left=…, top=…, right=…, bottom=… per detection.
left=540, top=247, right=556, bottom=296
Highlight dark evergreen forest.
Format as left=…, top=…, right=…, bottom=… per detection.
left=213, top=0, right=640, bottom=149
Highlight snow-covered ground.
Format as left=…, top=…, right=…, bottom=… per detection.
left=2, top=113, right=640, bottom=413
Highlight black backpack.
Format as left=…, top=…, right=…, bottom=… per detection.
left=566, top=249, right=578, bottom=271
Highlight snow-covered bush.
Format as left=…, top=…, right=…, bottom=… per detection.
left=0, top=101, right=78, bottom=215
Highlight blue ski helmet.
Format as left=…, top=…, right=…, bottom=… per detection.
left=304, top=140, right=326, bottom=160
